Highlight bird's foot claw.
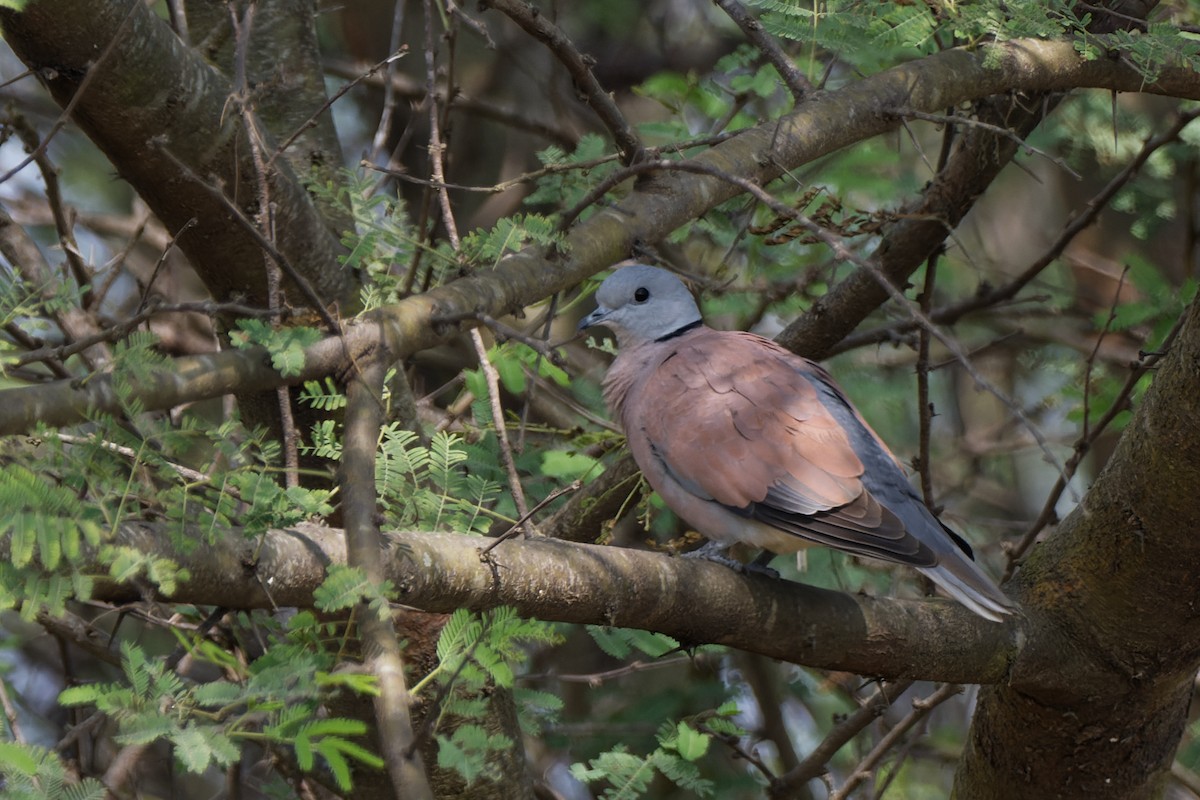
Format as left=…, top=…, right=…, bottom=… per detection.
left=682, top=541, right=779, bottom=578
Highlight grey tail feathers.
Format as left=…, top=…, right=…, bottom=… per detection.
left=918, top=559, right=1017, bottom=623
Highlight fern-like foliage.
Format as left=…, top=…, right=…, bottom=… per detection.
left=459, top=212, right=567, bottom=266
left=299, top=377, right=348, bottom=411
left=743, top=0, right=1200, bottom=80
left=57, top=627, right=383, bottom=792
left=375, top=427, right=500, bottom=534
left=523, top=133, right=621, bottom=219
left=307, top=168, right=452, bottom=308
left=0, top=465, right=103, bottom=571
left=570, top=716, right=727, bottom=799
left=0, top=464, right=103, bottom=618
left=586, top=625, right=682, bottom=660
left=416, top=608, right=563, bottom=783
left=0, top=741, right=107, bottom=800
left=313, top=563, right=395, bottom=620
left=229, top=319, right=322, bottom=378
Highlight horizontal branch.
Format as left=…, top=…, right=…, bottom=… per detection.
left=0, top=335, right=354, bottom=435
left=2, top=38, right=1198, bottom=434
left=102, top=522, right=1019, bottom=684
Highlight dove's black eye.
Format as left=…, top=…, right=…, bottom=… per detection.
left=633, top=287, right=650, bottom=302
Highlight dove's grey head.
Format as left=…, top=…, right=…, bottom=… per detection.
left=578, top=265, right=703, bottom=348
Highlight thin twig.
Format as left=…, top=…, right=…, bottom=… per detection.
left=11, top=116, right=93, bottom=301
left=55, top=432, right=210, bottom=483
left=324, top=57, right=578, bottom=146
left=136, top=217, right=197, bottom=314
left=91, top=206, right=151, bottom=313
left=10, top=298, right=289, bottom=369
left=480, top=0, right=644, bottom=164
left=914, top=118, right=956, bottom=512
left=271, top=49, right=407, bottom=169
left=769, top=681, right=916, bottom=799
left=522, top=654, right=693, bottom=684
left=895, top=108, right=1082, bottom=179
left=916, top=254, right=938, bottom=510
left=713, top=0, right=811, bottom=101
left=1004, top=314, right=1184, bottom=574
left=827, top=683, right=962, bottom=800
left=701, top=719, right=779, bottom=782
left=433, top=310, right=568, bottom=365
left=480, top=480, right=581, bottom=555
left=0, top=2, right=139, bottom=187
left=1081, top=265, right=1131, bottom=444
left=422, top=0, right=460, bottom=252
left=368, top=2, right=409, bottom=164
left=470, top=327, right=533, bottom=528
left=364, top=125, right=740, bottom=195
left=0, top=676, right=26, bottom=745
left=230, top=4, right=299, bottom=487
left=445, top=0, right=495, bottom=46
left=0, top=203, right=109, bottom=371
left=365, top=151, right=620, bottom=194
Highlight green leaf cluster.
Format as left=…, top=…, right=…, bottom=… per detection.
left=419, top=608, right=563, bottom=784
left=56, top=621, right=382, bottom=792
left=587, top=625, right=682, bottom=660
left=569, top=717, right=722, bottom=799
left=0, top=401, right=329, bottom=633
left=742, top=0, right=1200, bottom=81
left=308, top=168, right=426, bottom=310
left=229, top=318, right=322, bottom=378
left=0, top=741, right=106, bottom=800
left=313, top=563, right=395, bottom=620
left=524, top=133, right=620, bottom=217
left=58, top=641, right=240, bottom=775
left=460, top=213, right=566, bottom=266
left=375, top=427, right=500, bottom=533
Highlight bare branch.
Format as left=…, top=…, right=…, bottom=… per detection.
left=828, top=683, right=962, bottom=800
left=87, top=523, right=1021, bottom=684
left=3, top=39, right=1199, bottom=435
left=480, top=0, right=644, bottom=164
left=713, top=0, right=812, bottom=101
left=769, top=680, right=916, bottom=800
left=342, top=360, right=435, bottom=800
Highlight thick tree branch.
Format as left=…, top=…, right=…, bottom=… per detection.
left=0, top=0, right=356, bottom=314
left=953, top=285, right=1200, bottom=797
left=89, top=523, right=1019, bottom=685
left=2, top=38, right=1199, bottom=435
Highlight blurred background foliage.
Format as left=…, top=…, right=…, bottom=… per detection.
left=2, top=0, right=1200, bottom=798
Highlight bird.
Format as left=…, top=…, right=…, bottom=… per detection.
left=578, top=265, right=1016, bottom=622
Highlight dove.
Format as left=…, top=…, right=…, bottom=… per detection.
left=579, top=265, right=1016, bottom=622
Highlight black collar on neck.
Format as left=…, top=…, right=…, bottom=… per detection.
left=654, top=319, right=702, bottom=343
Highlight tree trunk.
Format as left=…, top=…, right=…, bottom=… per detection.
left=954, top=298, right=1200, bottom=797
